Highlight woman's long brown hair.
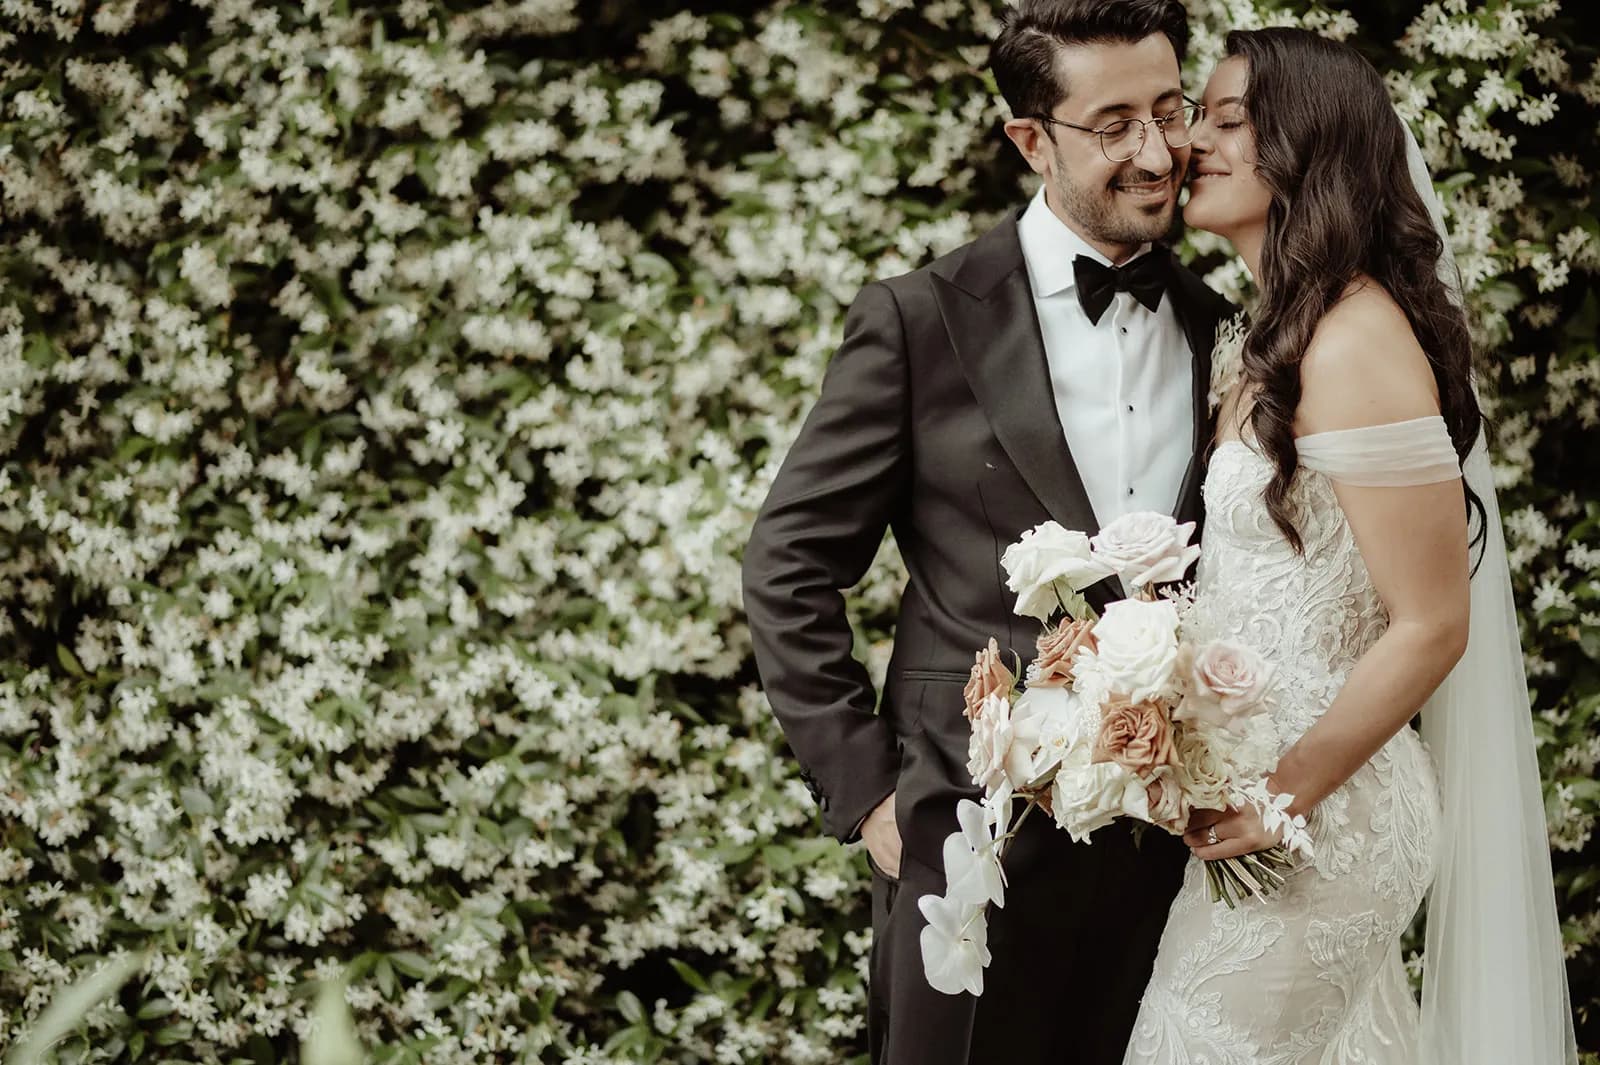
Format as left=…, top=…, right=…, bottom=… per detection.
left=1225, top=28, right=1486, bottom=557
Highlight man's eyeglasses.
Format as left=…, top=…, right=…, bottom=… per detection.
left=1033, top=101, right=1207, bottom=163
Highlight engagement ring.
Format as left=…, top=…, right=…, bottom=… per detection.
left=1207, top=827, right=1220, bottom=846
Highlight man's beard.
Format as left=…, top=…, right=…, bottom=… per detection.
left=1051, top=146, right=1177, bottom=249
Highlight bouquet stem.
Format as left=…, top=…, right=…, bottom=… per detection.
left=1204, top=846, right=1298, bottom=909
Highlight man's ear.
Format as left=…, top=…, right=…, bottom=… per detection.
left=1003, top=117, right=1052, bottom=178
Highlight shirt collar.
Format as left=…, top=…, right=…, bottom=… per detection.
left=1016, top=185, right=1155, bottom=299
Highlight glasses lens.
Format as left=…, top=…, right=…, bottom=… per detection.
left=1100, top=119, right=1143, bottom=161
left=1161, top=105, right=1203, bottom=147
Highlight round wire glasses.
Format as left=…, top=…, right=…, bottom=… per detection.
left=1033, top=101, right=1207, bottom=162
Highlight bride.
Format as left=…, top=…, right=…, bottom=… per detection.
left=1122, top=28, right=1577, bottom=1065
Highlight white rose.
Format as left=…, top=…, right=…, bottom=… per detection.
left=1048, top=740, right=1150, bottom=842
left=1172, top=726, right=1233, bottom=812
left=1090, top=512, right=1201, bottom=589
left=1078, top=598, right=1181, bottom=703
left=1001, top=522, right=1114, bottom=621
left=967, top=692, right=1036, bottom=795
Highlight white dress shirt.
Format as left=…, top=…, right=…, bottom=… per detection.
left=1015, top=186, right=1195, bottom=528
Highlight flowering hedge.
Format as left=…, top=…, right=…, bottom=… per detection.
left=0, top=0, right=1594, bottom=1061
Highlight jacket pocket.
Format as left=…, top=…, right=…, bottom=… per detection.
left=897, top=669, right=971, bottom=682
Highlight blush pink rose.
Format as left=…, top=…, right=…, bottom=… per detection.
left=1145, top=772, right=1192, bottom=834
left=1091, top=697, right=1179, bottom=776
left=1089, top=512, right=1201, bottom=590
left=964, top=638, right=1015, bottom=721
left=1175, top=640, right=1275, bottom=729
left=1032, top=620, right=1098, bottom=688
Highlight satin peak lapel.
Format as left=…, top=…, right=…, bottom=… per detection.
left=1166, top=263, right=1225, bottom=529
left=931, top=217, right=1100, bottom=538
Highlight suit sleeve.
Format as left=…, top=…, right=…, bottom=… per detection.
left=741, top=281, right=908, bottom=844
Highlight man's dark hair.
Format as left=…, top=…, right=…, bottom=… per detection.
left=989, top=0, right=1190, bottom=121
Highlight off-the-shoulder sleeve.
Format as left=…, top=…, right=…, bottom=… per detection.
left=1295, top=415, right=1462, bottom=486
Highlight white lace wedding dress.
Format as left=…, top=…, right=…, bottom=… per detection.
left=1122, top=417, right=1459, bottom=1065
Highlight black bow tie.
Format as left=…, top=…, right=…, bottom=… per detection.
left=1073, top=252, right=1171, bottom=325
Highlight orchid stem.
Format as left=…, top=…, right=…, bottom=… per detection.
left=996, top=797, right=1039, bottom=859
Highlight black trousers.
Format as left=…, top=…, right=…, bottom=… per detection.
left=866, top=815, right=1187, bottom=1065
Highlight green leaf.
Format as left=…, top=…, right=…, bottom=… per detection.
left=375, top=958, right=395, bottom=998
left=667, top=958, right=711, bottom=994
left=387, top=952, right=431, bottom=979
left=616, top=990, right=644, bottom=1024
left=302, top=976, right=363, bottom=1065
left=7, top=951, right=145, bottom=1065
left=1568, top=867, right=1600, bottom=897
left=246, top=1033, right=277, bottom=1064
left=136, top=997, right=176, bottom=1021
left=179, top=787, right=215, bottom=817
left=56, top=645, right=85, bottom=678
left=386, top=787, right=442, bottom=810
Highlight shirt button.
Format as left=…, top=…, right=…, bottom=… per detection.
left=1120, top=327, right=1129, bottom=335
left=1128, top=487, right=1135, bottom=496
left=1127, top=404, right=1134, bottom=412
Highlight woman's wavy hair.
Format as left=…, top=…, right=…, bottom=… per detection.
left=1224, top=28, right=1486, bottom=556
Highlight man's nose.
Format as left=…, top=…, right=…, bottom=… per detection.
left=1133, top=121, right=1174, bottom=176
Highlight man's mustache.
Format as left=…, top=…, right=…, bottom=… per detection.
left=1111, top=168, right=1175, bottom=186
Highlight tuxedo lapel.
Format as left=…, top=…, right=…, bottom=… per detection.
left=1166, top=264, right=1223, bottom=529
left=932, top=214, right=1102, bottom=538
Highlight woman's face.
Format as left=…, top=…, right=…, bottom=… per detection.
left=1183, top=57, right=1273, bottom=239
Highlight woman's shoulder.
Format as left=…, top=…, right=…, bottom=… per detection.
left=1296, top=278, right=1440, bottom=434
left=1303, top=279, right=1421, bottom=368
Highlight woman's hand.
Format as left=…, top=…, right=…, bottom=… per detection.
left=1182, top=804, right=1280, bottom=861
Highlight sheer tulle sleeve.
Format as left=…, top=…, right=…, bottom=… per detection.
left=1295, top=415, right=1462, bottom=486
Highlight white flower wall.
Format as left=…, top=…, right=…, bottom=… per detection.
left=0, top=0, right=1594, bottom=1060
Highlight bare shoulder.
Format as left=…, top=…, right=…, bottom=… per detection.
left=1295, top=280, right=1441, bottom=436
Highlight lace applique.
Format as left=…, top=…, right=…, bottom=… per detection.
left=1123, top=443, right=1443, bottom=1065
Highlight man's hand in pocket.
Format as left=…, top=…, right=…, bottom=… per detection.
left=861, top=792, right=901, bottom=880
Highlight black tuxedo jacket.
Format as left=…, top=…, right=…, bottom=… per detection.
left=743, top=209, right=1233, bottom=866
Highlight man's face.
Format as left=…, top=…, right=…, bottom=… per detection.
left=1009, top=34, right=1190, bottom=258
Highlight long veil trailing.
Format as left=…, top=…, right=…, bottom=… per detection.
left=1400, top=119, right=1579, bottom=1065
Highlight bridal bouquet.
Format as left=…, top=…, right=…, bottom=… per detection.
left=918, top=512, right=1316, bottom=996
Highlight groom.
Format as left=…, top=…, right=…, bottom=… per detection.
left=743, top=1, right=1234, bottom=1062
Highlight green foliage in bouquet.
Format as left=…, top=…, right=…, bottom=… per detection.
left=0, top=0, right=1594, bottom=1060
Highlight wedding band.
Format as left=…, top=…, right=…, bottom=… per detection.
left=1206, top=827, right=1220, bottom=846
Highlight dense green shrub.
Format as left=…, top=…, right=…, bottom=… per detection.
left=0, top=0, right=1593, bottom=1060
